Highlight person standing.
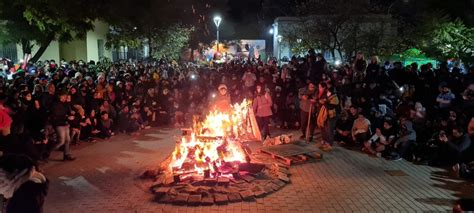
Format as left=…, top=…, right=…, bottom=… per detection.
left=352, top=52, right=367, bottom=83
left=253, top=85, right=273, bottom=140
left=50, top=92, right=75, bottom=161
left=317, top=86, right=340, bottom=151
left=298, top=82, right=318, bottom=141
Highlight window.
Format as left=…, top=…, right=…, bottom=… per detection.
left=97, top=39, right=105, bottom=59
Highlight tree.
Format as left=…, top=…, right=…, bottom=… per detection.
left=0, top=0, right=104, bottom=62
left=103, top=0, right=226, bottom=61
left=151, top=25, right=194, bottom=60
left=417, top=13, right=474, bottom=64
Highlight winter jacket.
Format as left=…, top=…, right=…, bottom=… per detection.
left=253, top=94, right=273, bottom=117
left=395, top=121, right=417, bottom=145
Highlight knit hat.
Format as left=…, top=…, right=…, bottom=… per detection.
left=218, top=84, right=227, bottom=90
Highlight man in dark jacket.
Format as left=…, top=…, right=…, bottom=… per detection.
left=439, top=126, right=472, bottom=166
left=50, top=92, right=76, bottom=161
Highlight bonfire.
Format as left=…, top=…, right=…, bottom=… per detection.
left=167, top=99, right=260, bottom=179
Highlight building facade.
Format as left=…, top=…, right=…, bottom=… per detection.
left=1, top=20, right=112, bottom=63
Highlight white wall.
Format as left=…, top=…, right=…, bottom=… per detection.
left=16, top=41, right=61, bottom=63
left=86, top=20, right=112, bottom=62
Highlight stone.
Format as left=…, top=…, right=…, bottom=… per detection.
left=263, top=184, right=274, bottom=194
left=214, top=193, right=229, bottom=205
left=253, top=190, right=266, bottom=198
left=228, top=192, right=242, bottom=203
left=277, top=167, right=291, bottom=175
left=239, top=190, right=255, bottom=201
left=157, top=194, right=174, bottom=204
left=278, top=173, right=290, bottom=183
left=187, top=194, right=202, bottom=206
left=240, top=175, right=256, bottom=183
left=268, top=182, right=281, bottom=191
left=152, top=186, right=171, bottom=195
left=272, top=179, right=286, bottom=188
left=201, top=195, right=214, bottom=206
left=204, top=178, right=217, bottom=186
left=217, top=177, right=230, bottom=185
left=251, top=185, right=265, bottom=197
left=174, top=193, right=189, bottom=205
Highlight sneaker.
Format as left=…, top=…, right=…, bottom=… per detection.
left=63, top=155, right=76, bottom=161
left=392, top=156, right=403, bottom=161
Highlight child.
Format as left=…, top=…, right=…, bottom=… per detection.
left=98, top=111, right=113, bottom=139
left=79, top=108, right=96, bottom=142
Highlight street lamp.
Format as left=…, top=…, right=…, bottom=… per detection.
left=269, top=28, right=274, bottom=35
left=277, top=35, right=283, bottom=66
left=213, top=16, right=222, bottom=53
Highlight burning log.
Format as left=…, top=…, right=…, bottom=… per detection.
left=147, top=99, right=291, bottom=206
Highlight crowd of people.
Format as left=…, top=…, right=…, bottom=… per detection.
left=0, top=50, right=474, bottom=210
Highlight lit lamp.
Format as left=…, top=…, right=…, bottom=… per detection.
left=277, top=35, right=283, bottom=65
left=213, top=16, right=222, bottom=53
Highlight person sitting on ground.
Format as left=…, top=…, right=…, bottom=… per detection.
left=335, top=111, right=352, bottom=145
left=363, top=119, right=397, bottom=157
left=351, top=110, right=371, bottom=146
left=390, top=120, right=417, bottom=161
left=436, top=126, right=472, bottom=167
left=78, top=108, right=95, bottom=143
left=97, top=111, right=113, bottom=139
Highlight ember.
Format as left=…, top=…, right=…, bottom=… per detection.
left=168, top=100, right=259, bottom=179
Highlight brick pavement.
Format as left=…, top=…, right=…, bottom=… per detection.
left=42, top=128, right=474, bottom=212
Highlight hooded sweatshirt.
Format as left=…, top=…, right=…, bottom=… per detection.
left=395, top=121, right=416, bottom=144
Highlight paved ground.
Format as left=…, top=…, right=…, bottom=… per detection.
left=42, top=127, right=474, bottom=212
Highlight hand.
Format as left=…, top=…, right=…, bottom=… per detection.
left=310, top=99, right=317, bottom=103
left=302, top=95, right=308, bottom=100
left=376, top=128, right=381, bottom=136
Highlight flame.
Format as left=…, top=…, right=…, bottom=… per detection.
left=169, top=100, right=253, bottom=178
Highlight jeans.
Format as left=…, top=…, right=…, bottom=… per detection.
left=54, top=126, right=71, bottom=156
left=321, top=117, right=337, bottom=145
left=256, top=116, right=271, bottom=140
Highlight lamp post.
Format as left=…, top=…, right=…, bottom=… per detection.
left=213, top=16, right=222, bottom=53
left=277, top=35, right=283, bottom=66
